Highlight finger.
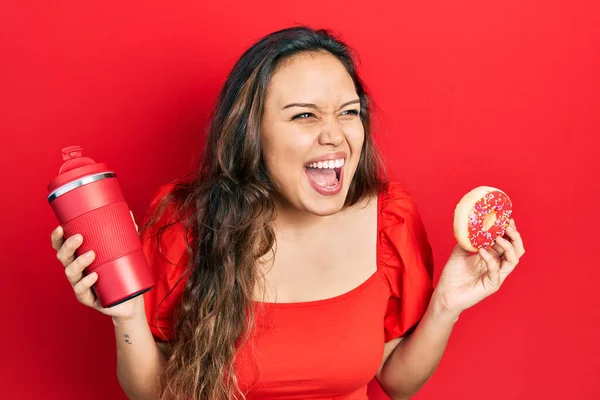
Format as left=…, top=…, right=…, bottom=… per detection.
left=496, top=236, right=519, bottom=277
left=130, top=210, right=138, bottom=233
left=504, top=223, right=525, bottom=257
left=489, top=242, right=504, bottom=258
left=479, top=248, right=501, bottom=291
left=64, top=250, right=96, bottom=286
left=496, top=236, right=518, bottom=264
left=73, top=272, right=99, bottom=307
left=51, top=226, right=65, bottom=251
left=57, top=234, right=83, bottom=266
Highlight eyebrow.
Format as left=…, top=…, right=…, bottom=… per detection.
left=282, top=99, right=361, bottom=110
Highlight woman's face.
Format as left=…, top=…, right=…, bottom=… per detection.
left=261, top=51, right=365, bottom=216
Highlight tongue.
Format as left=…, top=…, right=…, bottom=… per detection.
left=306, top=168, right=337, bottom=187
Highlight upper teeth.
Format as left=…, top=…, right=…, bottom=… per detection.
left=307, top=158, right=345, bottom=169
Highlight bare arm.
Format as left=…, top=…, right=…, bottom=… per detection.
left=375, top=291, right=458, bottom=400
left=114, top=296, right=169, bottom=400
left=51, top=215, right=173, bottom=399
left=376, top=220, right=525, bottom=399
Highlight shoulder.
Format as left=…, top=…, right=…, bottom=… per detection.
left=141, top=176, right=196, bottom=238
left=377, top=181, right=421, bottom=227
left=141, top=181, right=193, bottom=341
left=140, top=181, right=193, bottom=276
left=376, top=180, right=433, bottom=278
left=377, top=182, right=435, bottom=341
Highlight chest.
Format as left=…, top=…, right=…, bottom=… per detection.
left=235, top=274, right=390, bottom=399
left=257, top=199, right=378, bottom=304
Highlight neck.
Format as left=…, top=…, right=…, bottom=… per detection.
left=271, top=193, right=339, bottom=235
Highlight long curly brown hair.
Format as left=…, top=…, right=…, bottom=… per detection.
left=140, top=26, right=387, bottom=399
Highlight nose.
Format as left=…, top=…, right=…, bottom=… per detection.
left=318, top=118, right=344, bottom=147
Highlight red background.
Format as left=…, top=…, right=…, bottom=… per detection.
left=1, top=1, right=599, bottom=399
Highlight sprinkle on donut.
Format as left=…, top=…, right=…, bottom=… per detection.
left=468, top=190, right=513, bottom=249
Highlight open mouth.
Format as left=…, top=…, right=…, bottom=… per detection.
left=304, top=158, right=344, bottom=195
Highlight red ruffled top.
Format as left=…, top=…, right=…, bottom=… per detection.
left=141, top=182, right=434, bottom=399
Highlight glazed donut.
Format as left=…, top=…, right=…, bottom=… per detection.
left=453, top=186, right=513, bottom=252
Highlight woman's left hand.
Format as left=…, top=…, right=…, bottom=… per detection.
left=435, top=218, right=525, bottom=317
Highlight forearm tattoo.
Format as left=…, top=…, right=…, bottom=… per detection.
left=124, top=334, right=132, bottom=345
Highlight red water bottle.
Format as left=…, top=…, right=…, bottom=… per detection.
left=47, top=145, right=154, bottom=307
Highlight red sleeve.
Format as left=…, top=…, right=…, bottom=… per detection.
left=378, top=182, right=435, bottom=342
left=140, top=183, right=190, bottom=342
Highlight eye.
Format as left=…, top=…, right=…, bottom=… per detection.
left=292, top=112, right=315, bottom=120
left=341, top=109, right=360, bottom=117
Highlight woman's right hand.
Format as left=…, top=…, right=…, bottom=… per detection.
left=51, top=211, right=144, bottom=321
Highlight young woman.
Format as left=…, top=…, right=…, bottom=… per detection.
left=51, top=26, right=525, bottom=400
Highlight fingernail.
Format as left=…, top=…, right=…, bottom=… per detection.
left=73, top=234, right=82, bottom=243
left=85, top=250, right=95, bottom=259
